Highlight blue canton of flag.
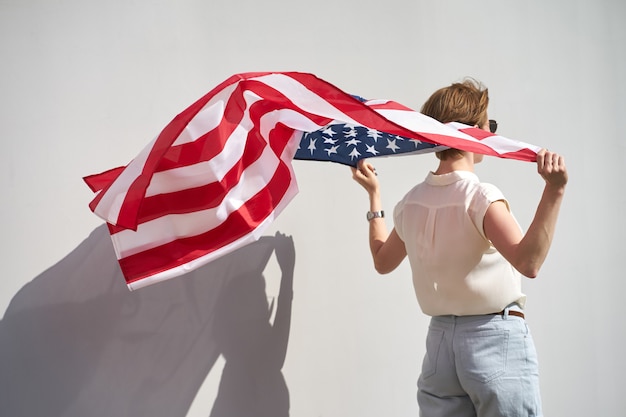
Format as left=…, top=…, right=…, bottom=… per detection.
left=295, top=123, right=440, bottom=167
left=294, top=96, right=441, bottom=167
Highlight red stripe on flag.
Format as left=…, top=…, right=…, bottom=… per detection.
left=366, top=100, right=415, bottom=111
left=499, top=148, right=538, bottom=162
left=83, top=166, right=125, bottom=193
left=457, top=126, right=493, bottom=140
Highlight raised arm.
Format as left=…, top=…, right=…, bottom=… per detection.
left=484, top=149, right=568, bottom=278
left=351, top=160, right=407, bottom=274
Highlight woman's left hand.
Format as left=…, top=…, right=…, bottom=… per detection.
left=351, top=159, right=380, bottom=195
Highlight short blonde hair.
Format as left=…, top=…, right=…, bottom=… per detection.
left=421, top=79, right=489, bottom=160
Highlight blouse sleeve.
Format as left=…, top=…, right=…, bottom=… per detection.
left=469, top=183, right=510, bottom=241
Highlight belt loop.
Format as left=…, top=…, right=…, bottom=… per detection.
left=503, top=306, right=510, bottom=320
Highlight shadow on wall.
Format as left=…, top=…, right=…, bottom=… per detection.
left=0, top=225, right=295, bottom=417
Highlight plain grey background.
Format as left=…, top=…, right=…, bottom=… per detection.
left=1, top=0, right=624, bottom=416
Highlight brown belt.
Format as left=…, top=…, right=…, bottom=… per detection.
left=494, top=310, right=525, bottom=319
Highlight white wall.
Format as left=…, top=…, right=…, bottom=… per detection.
left=1, top=0, right=624, bottom=416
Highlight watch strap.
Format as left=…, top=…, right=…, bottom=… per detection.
left=366, top=210, right=385, bottom=221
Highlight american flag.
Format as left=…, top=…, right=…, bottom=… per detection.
left=85, top=72, right=540, bottom=290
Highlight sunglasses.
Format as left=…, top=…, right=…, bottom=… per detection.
left=489, top=119, right=498, bottom=134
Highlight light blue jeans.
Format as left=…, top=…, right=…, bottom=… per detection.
left=417, top=306, right=542, bottom=417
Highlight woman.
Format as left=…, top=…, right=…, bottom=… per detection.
left=351, top=79, right=567, bottom=417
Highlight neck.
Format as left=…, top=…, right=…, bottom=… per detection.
left=434, top=152, right=475, bottom=175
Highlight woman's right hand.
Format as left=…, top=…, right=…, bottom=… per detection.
left=536, top=149, right=568, bottom=189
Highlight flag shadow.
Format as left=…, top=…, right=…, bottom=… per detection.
left=0, top=225, right=295, bottom=417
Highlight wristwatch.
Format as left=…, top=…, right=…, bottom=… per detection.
left=366, top=210, right=385, bottom=221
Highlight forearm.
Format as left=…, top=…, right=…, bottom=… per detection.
left=516, top=184, right=566, bottom=277
left=352, top=160, right=406, bottom=273
left=367, top=190, right=387, bottom=258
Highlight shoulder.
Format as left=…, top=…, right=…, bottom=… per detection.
left=393, top=181, right=427, bottom=234
left=396, top=180, right=427, bottom=205
left=469, top=181, right=510, bottom=222
left=476, top=182, right=507, bottom=203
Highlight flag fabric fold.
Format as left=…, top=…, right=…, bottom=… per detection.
left=85, top=71, right=541, bottom=290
